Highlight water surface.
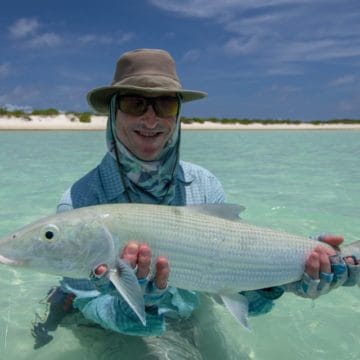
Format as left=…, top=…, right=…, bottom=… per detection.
left=0, top=130, right=359, bottom=359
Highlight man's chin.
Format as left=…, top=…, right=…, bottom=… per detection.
left=135, top=149, right=161, bottom=161
left=133, top=140, right=165, bottom=161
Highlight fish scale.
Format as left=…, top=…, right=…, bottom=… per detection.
left=0, top=203, right=349, bottom=293
left=96, top=204, right=328, bottom=291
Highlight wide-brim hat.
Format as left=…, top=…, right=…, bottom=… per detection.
left=87, top=48, right=207, bottom=114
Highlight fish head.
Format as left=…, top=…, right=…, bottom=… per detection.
left=0, top=209, right=115, bottom=278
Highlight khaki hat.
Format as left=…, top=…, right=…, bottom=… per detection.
left=87, top=48, right=207, bottom=114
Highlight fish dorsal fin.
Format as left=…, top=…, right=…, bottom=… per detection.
left=108, top=259, right=146, bottom=326
left=220, top=293, right=251, bottom=331
left=187, top=204, right=245, bottom=221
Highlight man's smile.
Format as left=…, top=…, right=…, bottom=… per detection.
left=134, top=129, right=164, bottom=138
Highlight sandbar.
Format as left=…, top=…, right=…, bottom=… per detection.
left=0, top=115, right=359, bottom=131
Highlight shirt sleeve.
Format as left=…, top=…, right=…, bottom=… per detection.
left=205, top=170, right=226, bottom=204
left=61, top=277, right=199, bottom=336
left=241, top=287, right=285, bottom=316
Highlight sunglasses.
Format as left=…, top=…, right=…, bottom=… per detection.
left=118, top=95, right=180, bottom=117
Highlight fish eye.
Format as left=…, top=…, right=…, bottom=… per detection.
left=40, top=224, right=59, bottom=242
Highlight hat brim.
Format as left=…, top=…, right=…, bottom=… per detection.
left=87, top=85, right=207, bottom=114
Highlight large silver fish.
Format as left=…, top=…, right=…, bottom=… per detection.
left=0, top=204, right=358, bottom=328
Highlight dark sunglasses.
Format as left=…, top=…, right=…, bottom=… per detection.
left=118, top=95, right=180, bottom=117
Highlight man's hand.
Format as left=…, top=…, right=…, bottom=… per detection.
left=286, top=234, right=359, bottom=299
left=305, top=234, right=344, bottom=279
left=120, top=241, right=169, bottom=289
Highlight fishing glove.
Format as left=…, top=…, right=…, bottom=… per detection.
left=285, top=234, right=359, bottom=299
left=90, top=259, right=169, bottom=308
left=59, top=263, right=169, bottom=336
left=342, top=258, right=360, bottom=287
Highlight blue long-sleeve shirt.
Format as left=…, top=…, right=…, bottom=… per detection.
left=57, top=153, right=277, bottom=335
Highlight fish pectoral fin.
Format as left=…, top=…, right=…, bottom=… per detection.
left=220, top=293, right=251, bottom=331
left=108, top=259, right=146, bottom=326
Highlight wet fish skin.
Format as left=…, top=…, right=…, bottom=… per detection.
left=0, top=203, right=346, bottom=292
left=1, top=203, right=359, bottom=329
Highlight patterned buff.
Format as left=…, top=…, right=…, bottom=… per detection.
left=106, top=94, right=181, bottom=204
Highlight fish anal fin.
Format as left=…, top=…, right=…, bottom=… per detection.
left=220, top=293, right=251, bottom=331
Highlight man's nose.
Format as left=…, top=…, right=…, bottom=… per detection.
left=142, top=105, right=159, bottom=128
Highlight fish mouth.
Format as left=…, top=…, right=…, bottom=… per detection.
left=0, top=254, right=22, bottom=266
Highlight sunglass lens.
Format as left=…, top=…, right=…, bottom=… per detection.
left=119, top=96, right=147, bottom=116
left=154, top=97, right=179, bottom=117
left=119, top=96, right=179, bottom=117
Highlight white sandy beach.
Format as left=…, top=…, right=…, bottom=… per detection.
left=0, top=114, right=360, bottom=130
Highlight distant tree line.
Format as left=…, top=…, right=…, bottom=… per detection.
left=0, top=107, right=92, bottom=123
left=180, top=116, right=360, bottom=125
left=1, top=107, right=360, bottom=124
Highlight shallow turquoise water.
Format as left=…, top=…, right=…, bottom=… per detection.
left=0, top=130, right=359, bottom=359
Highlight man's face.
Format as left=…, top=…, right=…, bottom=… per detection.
left=115, top=94, right=178, bottom=161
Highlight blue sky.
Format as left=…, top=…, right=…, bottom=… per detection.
left=1, top=0, right=359, bottom=120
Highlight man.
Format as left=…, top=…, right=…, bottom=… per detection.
left=32, top=49, right=359, bottom=348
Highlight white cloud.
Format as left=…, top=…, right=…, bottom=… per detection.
left=275, top=39, right=360, bottom=62
left=79, top=34, right=113, bottom=45
left=26, top=33, right=62, bottom=48
left=3, top=104, right=33, bottom=112
left=269, top=84, right=300, bottom=93
left=329, top=75, right=356, bottom=86
left=224, top=36, right=259, bottom=55
left=150, top=0, right=320, bottom=19
left=266, top=65, right=304, bottom=76
left=79, top=32, right=133, bottom=45
left=9, top=18, right=40, bottom=38
left=338, top=95, right=360, bottom=113
left=182, top=49, right=201, bottom=62
left=0, top=63, right=11, bottom=78
left=151, top=0, right=360, bottom=64
left=165, top=32, right=176, bottom=39
left=0, top=86, right=40, bottom=105
left=264, top=84, right=301, bottom=102
left=9, top=18, right=63, bottom=48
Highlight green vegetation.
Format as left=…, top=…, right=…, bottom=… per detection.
left=0, top=107, right=60, bottom=117
left=180, top=116, right=360, bottom=125
left=74, top=112, right=92, bottom=123
left=1, top=107, right=360, bottom=125
left=0, top=107, right=31, bottom=120
left=31, top=108, right=60, bottom=116
left=0, top=108, right=93, bottom=123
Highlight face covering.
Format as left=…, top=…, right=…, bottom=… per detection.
left=106, top=94, right=181, bottom=204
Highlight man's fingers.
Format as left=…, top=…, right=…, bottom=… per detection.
left=344, top=256, right=356, bottom=265
left=120, top=242, right=170, bottom=286
left=137, top=244, right=151, bottom=279
left=120, top=241, right=139, bottom=269
left=319, top=234, right=344, bottom=249
left=319, top=252, right=331, bottom=274
left=154, top=256, right=169, bottom=289
left=314, top=244, right=336, bottom=257
left=305, top=252, right=320, bottom=279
